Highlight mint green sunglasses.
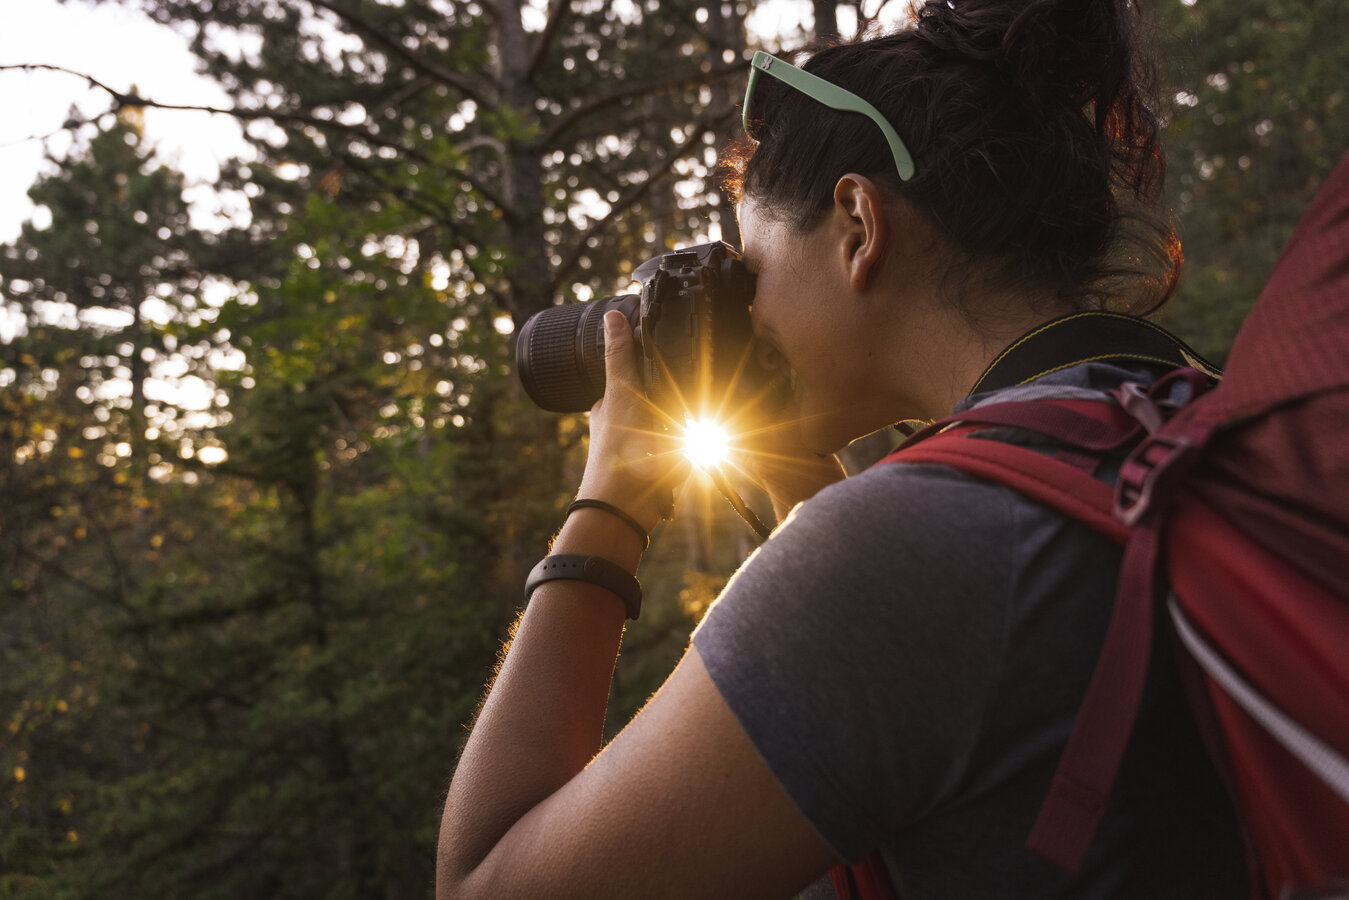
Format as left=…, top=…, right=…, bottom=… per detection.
left=742, top=50, right=916, bottom=182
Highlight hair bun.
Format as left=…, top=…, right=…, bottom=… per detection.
left=918, top=0, right=1130, bottom=109
left=724, top=0, right=1175, bottom=315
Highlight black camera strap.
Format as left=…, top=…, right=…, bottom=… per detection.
left=968, top=311, right=1221, bottom=396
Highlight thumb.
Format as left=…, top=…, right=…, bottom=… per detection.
left=602, top=309, right=641, bottom=395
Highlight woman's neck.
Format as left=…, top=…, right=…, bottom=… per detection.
left=880, top=290, right=1078, bottom=422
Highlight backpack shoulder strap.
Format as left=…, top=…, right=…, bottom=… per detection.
left=836, top=317, right=1218, bottom=892
left=884, top=420, right=1129, bottom=545
left=879, top=394, right=1186, bottom=873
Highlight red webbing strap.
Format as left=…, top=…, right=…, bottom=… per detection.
left=830, top=864, right=856, bottom=899
left=831, top=852, right=898, bottom=900
left=912, top=398, right=1142, bottom=451
left=882, top=434, right=1129, bottom=545
left=1024, top=514, right=1161, bottom=870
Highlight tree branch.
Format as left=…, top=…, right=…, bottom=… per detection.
left=3, top=63, right=515, bottom=217
left=11, top=540, right=120, bottom=607
left=1, top=64, right=432, bottom=166
left=349, top=162, right=512, bottom=309
left=353, top=146, right=514, bottom=225
left=458, top=134, right=507, bottom=156
left=542, top=60, right=749, bottom=148
left=549, top=106, right=736, bottom=293
left=435, top=160, right=514, bottom=221
left=1, top=63, right=143, bottom=109
left=303, top=0, right=495, bottom=107
left=525, top=0, right=573, bottom=85
left=368, top=74, right=435, bottom=120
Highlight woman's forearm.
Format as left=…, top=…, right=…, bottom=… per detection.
left=436, top=508, right=643, bottom=895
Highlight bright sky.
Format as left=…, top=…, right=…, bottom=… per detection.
left=0, top=0, right=247, bottom=243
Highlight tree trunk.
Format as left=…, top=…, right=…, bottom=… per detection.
left=129, top=299, right=150, bottom=486
left=814, top=0, right=841, bottom=43
left=494, top=0, right=568, bottom=607
left=708, top=0, right=746, bottom=250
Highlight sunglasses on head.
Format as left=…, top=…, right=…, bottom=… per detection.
left=742, top=50, right=916, bottom=183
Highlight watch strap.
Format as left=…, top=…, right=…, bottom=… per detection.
left=525, top=554, right=642, bottom=620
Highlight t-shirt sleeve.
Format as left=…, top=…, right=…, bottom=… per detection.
left=691, top=463, right=1017, bottom=863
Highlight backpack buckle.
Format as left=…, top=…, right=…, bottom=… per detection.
left=1117, top=381, right=1167, bottom=433
left=1115, top=369, right=1213, bottom=434
left=1113, top=433, right=1201, bottom=526
left=1112, top=370, right=1218, bottom=526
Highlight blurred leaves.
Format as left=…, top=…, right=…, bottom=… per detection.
left=1, top=0, right=756, bottom=896
left=1157, top=0, right=1349, bottom=362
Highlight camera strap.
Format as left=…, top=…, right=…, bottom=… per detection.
left=968, top=311, right=1221, bottom=396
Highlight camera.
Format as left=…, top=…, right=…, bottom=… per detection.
left=516, top=241, right=769, bottom=420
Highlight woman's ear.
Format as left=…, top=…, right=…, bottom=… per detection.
left=832, top=174, right=888, bottom=292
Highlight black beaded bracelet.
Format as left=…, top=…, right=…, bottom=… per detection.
left=525, top=554, right=642, bottom=620
left=566, top=499, right=650, bottom=551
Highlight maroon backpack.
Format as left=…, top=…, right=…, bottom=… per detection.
left=833, top=150, right=1349, bottom=899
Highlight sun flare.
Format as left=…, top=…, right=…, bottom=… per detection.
left=682, top=418, right=732, bottom=469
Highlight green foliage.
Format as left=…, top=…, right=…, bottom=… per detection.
left=0, top=116, right=504, bottom=896
left=97, top=0, right=750, bottom=324
left=0, top=121, right=215, bottom=474
left=2, top=0, right=758, bottom=890
left=1157, top=0, right=1349, bottom=362
left=0, top=122, right=226, bottom=896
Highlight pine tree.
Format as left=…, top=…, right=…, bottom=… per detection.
left=1, top=119, right=213, bottom=478
left=0, top=117, right=219, bottom=900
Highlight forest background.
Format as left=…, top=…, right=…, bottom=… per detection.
left=2, top=0, right=1346, bottom=897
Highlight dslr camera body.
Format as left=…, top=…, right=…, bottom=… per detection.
left=517, top=241, right=770, bottom=422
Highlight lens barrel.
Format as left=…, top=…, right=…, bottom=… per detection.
left=516, top=242, right=762, bottom=418
left=516, top=294, right=638, bottom=413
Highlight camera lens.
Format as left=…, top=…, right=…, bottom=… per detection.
left=516, top=294, right=638, bottom=412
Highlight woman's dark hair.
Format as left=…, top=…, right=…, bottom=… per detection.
left=724, top=0, right=1179, bottom=314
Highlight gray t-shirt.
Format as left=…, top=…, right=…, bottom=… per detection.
left=692, top=364, right=1246, bottom=898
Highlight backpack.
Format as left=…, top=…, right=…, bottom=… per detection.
left=831, top=150, right=1349, bottom=899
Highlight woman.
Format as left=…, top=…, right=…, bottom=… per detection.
left=436, top=0, right=1247, bottom=895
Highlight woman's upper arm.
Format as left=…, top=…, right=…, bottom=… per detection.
left=443, top=646, right=838, bottom=900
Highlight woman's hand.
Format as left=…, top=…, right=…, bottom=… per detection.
left=575, top=310, right=690, bottom=531
left=717, top=343, right=844, bottom=519
left=732, top=414, right=846, bottom=521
